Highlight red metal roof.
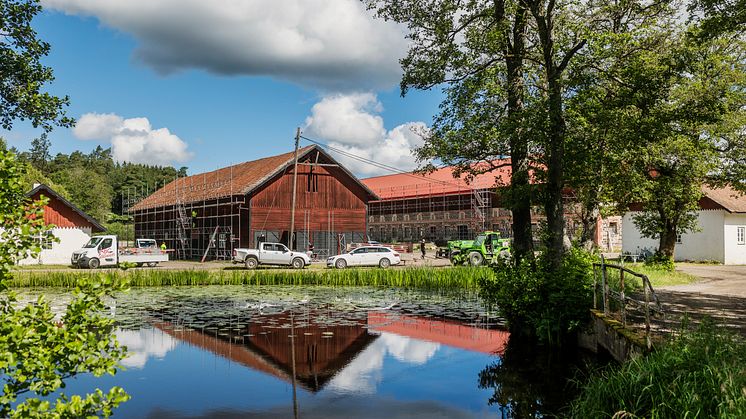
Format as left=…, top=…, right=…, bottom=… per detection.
left=361, top=160, right=512, bottom=200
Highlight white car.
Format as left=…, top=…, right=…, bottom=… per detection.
left=327, top=246, right=401, bottom=269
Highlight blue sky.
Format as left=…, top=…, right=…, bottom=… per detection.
left=3, top=1, right=443, bottom=176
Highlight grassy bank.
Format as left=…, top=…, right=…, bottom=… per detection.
left=7, top=266, right=494, bottom=290
left=569, top=321, right=746, bottom=418
left=601, top=262, right=698, bottom=292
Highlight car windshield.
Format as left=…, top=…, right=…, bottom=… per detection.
left=83, top=237, right=103, bottom=248
left=473, top=234, right=486, bottom=246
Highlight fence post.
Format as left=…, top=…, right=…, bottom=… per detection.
left=644, top=275, right=652, bottom=350
left=592, top=264, right=598, bottom=310
left=601, top=255, right=609, bottom=315
left=619, top=269, right=627, bottom=326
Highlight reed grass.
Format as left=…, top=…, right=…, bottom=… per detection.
left=569, top=320, right=746, bottom=418
left=7, top=266, right=494, bottom=290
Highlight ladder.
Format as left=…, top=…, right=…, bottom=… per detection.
left=176, top=200, right=192, bottom=259
left=472, top=189, right=491, bottom=231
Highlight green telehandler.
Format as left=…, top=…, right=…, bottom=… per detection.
left=445, top=231, right=511, bottom=266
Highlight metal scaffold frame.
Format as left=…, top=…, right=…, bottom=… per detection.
left=122, top=164, right=246, bottom=261
left=367, top=180, right=498, bottom=244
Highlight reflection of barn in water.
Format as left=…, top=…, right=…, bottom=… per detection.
left=154, top=309, right=512, bottom=394
left=153, top=310, right=378, bottom=392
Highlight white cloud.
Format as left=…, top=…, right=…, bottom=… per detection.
left=117, top=328, right=178, bottom=369
left=327, top=332, right=439, bottom=394
left=73, top=113, right=192, bottom=165
left=304, top=93, right=428, bottom=177
left=42, top=0, right=407, bottom=90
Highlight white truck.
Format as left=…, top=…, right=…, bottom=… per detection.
left=71, top=235, right=169, bottom=269
left=232, top=242, right=311, bottom=269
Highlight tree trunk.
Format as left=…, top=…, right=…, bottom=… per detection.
left=543, top=74, right=566, bottom=270
left=659, top=223, right=677, bottom=259
left=504, top=3, right=533, bottom=262
left=579, top=204, right=600, bottom=250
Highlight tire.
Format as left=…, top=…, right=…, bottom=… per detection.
left=136, top=263, right=144, bottom=267
left=379, top=258, right=391, bottom=268
left=291, top=258, right=304, bottom=269
left=245, top=257, right=258, bottom=270
left=335, top=258, right=347, bottom=269
left=468, top=252, right=484, bottom=266
left=88, top=258, right=100, bottom=269
left=147, top=262, right=158, bottom=267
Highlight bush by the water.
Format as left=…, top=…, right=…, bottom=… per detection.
left=569, top=321, right=746, bottom=418
left=479, top=248, right=595, bottom=344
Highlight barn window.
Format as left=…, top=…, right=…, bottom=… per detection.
left=306, top=170, right=318, bottom=192
left=738, top=227, right=745, bottom=245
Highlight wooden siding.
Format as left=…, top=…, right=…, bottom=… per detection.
left=30, top=191, right=99, bottom=230
left=250, top=163, right=368, bottom=234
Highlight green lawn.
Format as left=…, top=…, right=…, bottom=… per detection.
left=605, top=262, right=699, bottom=289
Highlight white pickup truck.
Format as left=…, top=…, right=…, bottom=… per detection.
left=71, top=235, right=169, bottom=269
left=232, top=242, right=311, bottom=269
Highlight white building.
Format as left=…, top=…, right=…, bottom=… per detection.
left=18, top=184, right=105, bottom=265
left=622, top=186, right=746, bottom=264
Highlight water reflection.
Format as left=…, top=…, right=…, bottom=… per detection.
left=20, top=286, right=585, bottom=418
left=118, top=329, right=178, bottom=369
left=149, top=311, right=509, bottom=396
left=478, top=338, right=594, bottom=418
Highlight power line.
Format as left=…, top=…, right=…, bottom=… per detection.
left=299, top=135, right=477, bottom=190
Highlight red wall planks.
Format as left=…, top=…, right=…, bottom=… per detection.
left=29, top=191, right=98, bottom=230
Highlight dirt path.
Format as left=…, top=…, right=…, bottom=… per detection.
left=652, top=265, right=746, bottom=335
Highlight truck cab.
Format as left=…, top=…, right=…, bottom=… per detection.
left=71, top=235, right=169, bottom=269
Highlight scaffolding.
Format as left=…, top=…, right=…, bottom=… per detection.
left=121, top=164, right=247, bottom=261
left=367, top=180, right=501, bottom=244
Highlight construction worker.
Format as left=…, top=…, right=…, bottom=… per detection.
left=160, top=242, right=167, bottom=252
left=420, top=238, right=426, bottom=260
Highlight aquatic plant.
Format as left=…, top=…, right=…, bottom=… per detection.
left=8, top=267, right=493, bottom=290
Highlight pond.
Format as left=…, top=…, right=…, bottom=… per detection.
left=15, top=286, right=590, bottom=418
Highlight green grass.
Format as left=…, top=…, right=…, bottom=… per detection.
left=7, top=266, right=494, bottom=290
left=601, top=262, right=698, bottom=291
left=569, top=321, right=746, bottom=418
left=10, top=264, right=71, bottom=270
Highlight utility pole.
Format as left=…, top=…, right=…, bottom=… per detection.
left=289, top=127, right=300, bottom=250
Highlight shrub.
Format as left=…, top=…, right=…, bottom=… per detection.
left=569, top=320, right=746, bottom=418
left=644, top=251, right=675, bottom=271
left=479, top=247, right=595, bottom=345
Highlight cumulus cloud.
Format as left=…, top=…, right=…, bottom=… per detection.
left=117, top=328, right=178, bottom=369
left=42, top=0, right=407, bottom=90
left=304, top=93, right=428, bottom=177
left=327, top=332, right=439, bottom=394
left=73, top=113, right=192, bottom=165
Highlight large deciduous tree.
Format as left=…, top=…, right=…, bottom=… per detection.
left=368, top=0, right=536, bottom=262
left=0, top=0, right=72, bottom=132
left=1, top=1, right=130, bottom=416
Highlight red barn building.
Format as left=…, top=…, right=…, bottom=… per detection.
left=19, top=184, right=105, bottom=265
left=131, top=146, right=377, bottom=260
